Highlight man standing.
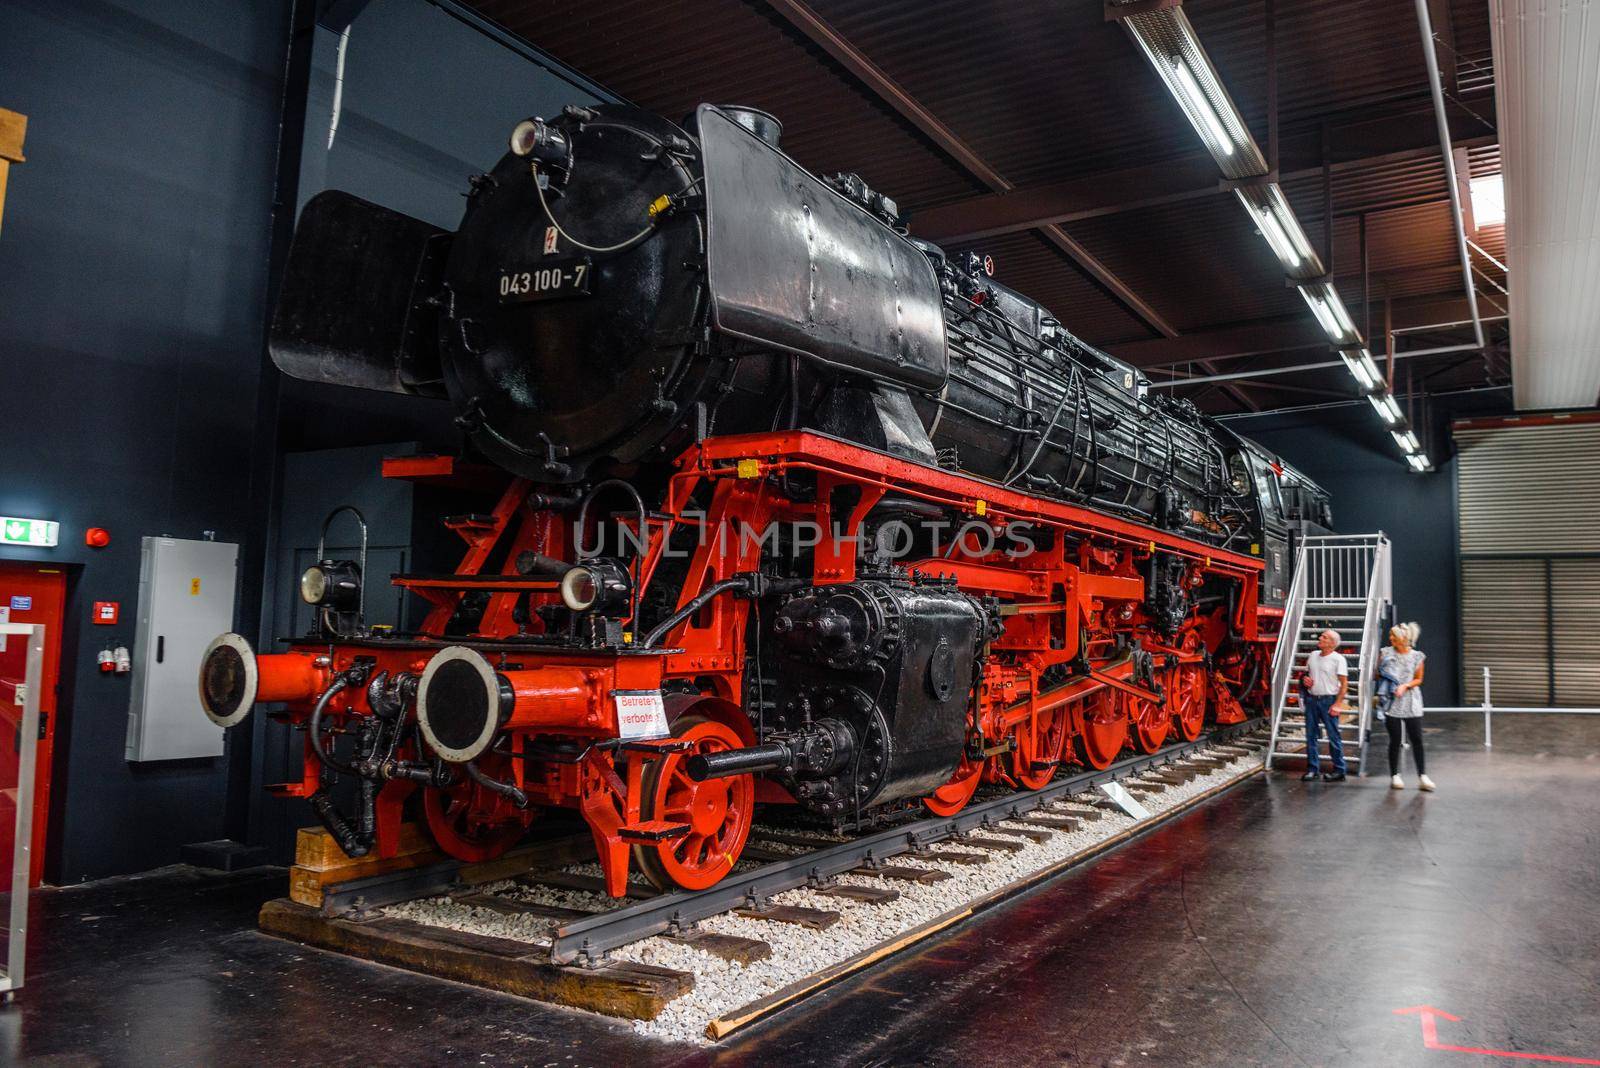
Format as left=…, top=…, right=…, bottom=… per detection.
left=1301, top=629, right=1348, bottom=782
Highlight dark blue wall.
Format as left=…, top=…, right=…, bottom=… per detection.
left=0, top=0, right=292, bottom=881
left=0, top=0, right=616, bottom=882
left=1228, top=392, right=1508, bottom=707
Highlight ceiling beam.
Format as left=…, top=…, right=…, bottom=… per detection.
left=759, top=0, right=1179, bottom=338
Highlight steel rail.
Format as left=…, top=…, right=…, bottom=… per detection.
left=548, top=717, right=1265, bottom=965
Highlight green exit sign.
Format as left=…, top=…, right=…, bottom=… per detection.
left=0, top=516, right=59, bottom=547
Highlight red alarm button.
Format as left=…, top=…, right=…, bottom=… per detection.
left=86, top=527, right=111, bottom=548
left=92, top=601, right=119, bottom=625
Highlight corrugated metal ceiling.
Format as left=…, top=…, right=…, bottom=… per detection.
left=467, top=0, right=1501, bottom=411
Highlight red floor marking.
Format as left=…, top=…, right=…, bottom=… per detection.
left=1395, top=1006, right=1600, bottom=1065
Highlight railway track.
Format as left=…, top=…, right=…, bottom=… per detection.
left=289, top=719, right=1265, bottom=980
left=544, top=716, right=1266, bottom=966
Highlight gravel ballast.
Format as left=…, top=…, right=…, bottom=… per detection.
left=381, top=742, right=1265, bottom=1046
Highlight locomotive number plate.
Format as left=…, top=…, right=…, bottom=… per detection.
left=497, top=261, right=592, bottom=303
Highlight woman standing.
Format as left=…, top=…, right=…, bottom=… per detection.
left=1378, top=622, right=1434, bottom=791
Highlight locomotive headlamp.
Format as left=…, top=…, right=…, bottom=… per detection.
left=558, top=558, right=632, bottom=616
left=300, top=559, right=362, bottom=610
left=508, top=117, right=571, bottom=168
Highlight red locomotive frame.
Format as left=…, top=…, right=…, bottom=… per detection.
left=247, top=430, right=1271, bottom=897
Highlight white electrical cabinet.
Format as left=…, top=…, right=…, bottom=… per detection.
left=126, top=536, right=239, bottom=761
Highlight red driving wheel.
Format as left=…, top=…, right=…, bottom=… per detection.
left=1011, top=698, right=1069, bottom=790
left=925, top=747, right=984, bottom=816
left=1171, top=662, right=1208, bottom=741
left=424, top=752, right=537, bottom=862
left=1072, top=687, right=1125, bottom=769
left=635, top=716, right=755, bottom=892
left=1127, top=687, right=1171, bottom=753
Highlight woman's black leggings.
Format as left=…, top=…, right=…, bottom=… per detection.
left=1386, top=716, right=1426, bottom=775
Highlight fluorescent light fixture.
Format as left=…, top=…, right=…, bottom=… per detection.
left=1119, top=9, right=1266, bottom=175
left=1236, top=192, right=1299, bottom=268
left=1391, top=429, right=1421, bottom=454
left=1357, top=349, right=1381, bottom=384
left=1469, top=173, right=1505, bottom=227
left=1298, top=282, right=1359, bottom=344
left=1407, top=453, right=1432, bottom=472
left=1327, top=293, right=1357, bottom=336
left=1340, top=348, right=1377, bottom=390
left=1367, top=392, right=1403, bottom=425
left=1172, top=61, right=1234, bottom=156
left=1300, top=286, right=1340, bottom=337
left=1263, top=185, right=1316, bottom=264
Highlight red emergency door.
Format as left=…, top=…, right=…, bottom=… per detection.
left=0, top=562, right=66, bottom=888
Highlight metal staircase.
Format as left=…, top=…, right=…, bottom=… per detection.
left=1266, top=533, right=1392, bottom=775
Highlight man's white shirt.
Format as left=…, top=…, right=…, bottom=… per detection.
left=1306, top=650, right=1348, bottom=696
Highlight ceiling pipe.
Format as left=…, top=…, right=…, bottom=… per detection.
left=1393, top=313, right=1508, bottom=335
left=1415, top=0, right=1487, bottom=356
left=1147, top=341, right=1483, bottom=388
left=1214, top=383, right=1509, bottom=422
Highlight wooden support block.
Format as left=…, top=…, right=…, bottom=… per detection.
left=1018, top=814, right=1080, bottom=831
left=956, top=835, right=1028, bottom=854
left=733, top=903, right=840, bottom=929
left=1145, top=770, right=1194, bottom=785
left=918, top=850, right=991, bottom=866
left=258, top=898, right=690, bottom=1021
left=815, top=883, right=900, bottom=904
left=289, top=824, right=444, bottom=907
left=852, top=863, right=952, bottom=883
left=660, top=928, right=772, bottom=964
left=535, top=871, right=658, bottom=901
left=988, top=825, right=1052, bottom=844
left=296, top=824, right=434, bottom=869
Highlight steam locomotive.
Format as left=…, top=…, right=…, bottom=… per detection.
left=199, top=103, right=1330, bottom=895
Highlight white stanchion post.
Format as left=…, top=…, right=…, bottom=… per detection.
left=1482, top=665, right=1492, bottom=749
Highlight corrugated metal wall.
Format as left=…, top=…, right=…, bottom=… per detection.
left=1457, top=421, right=1600, bottom=705
left=1457, top=422, right=1600, bottom=554
left=1490, top=0, right=1600, bottom=410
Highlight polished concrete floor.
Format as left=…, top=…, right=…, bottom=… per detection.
left=4, top=714, right=1598, bottom=1067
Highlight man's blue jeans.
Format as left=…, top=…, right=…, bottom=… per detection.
left=1304, top=692, right=1347, bottom=774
